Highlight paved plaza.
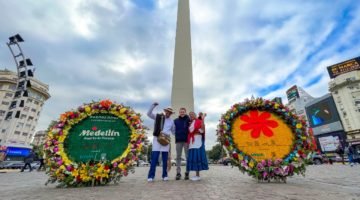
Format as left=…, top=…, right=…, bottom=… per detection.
left=0, top=165, right=359, bottom=200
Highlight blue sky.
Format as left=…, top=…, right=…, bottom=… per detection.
left=0, top=0, right=360, bottom=148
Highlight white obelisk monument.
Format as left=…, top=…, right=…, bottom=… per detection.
left=171, top=0, right=194, bottom=114
left=171, top=0, right=194, bottom=157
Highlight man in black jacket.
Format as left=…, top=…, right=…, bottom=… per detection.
left=21, top=150, right=35, bottom=172
left=174, top=108, right=190, bottom=180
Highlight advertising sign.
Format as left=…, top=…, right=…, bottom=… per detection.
left=318, top=136, right=340, bottom=152
left=327, top=57, right=360, bottom=78
left=306, top=95, right=341, bottom=128
left=286, top=85, right=300, bottom=101
left=64, top=113, right=131, bottom=163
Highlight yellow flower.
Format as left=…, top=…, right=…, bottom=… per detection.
left=238, top=154, right=244, bottom=161
left=249, top=161, right=255, bottom=168
left=119, top=108, right=127, bottom=114
left=72, top=170, right=79, bottom=177
left=85, top=106, right=91, bottom=113
left=296, top=123, right=303, bottom=129
left=119, top=163, right=126, bottom=170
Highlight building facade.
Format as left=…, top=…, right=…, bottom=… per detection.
left=0, top=69, right=50, bottom=145
left=328, top=57, right=360, bottom=144
left=32, top=130, right=47, bottom=146
left=286, top=85, right=316, bottom=122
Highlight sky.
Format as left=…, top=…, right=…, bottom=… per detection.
left=0, top=0, right=360, bottom=149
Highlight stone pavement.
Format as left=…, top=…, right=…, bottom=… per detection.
left=0, top=165, right=359, bottom=200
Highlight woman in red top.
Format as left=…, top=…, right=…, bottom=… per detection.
left=186, top=112, right=209, bottom=181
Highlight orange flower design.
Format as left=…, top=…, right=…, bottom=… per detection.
left=240, top=110, right=279, bottom=139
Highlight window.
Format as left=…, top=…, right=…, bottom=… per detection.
left=34, top=101, right=39, bottom=105
left=2, top=101, right=9, bottom=105
left=25, top=124, right=31, bottom=128
left=4, top=93, right=12, bottom=98
left=22, top=132, right=28, bottom=136
left=0, top=110, right=5, bottom=116
left=8, top=84, right=16, bottom=91
left=1, top=129, right=5, bottom=133
left=26, top=99, right=33, bottom=103
left=16, top=122, right=24, bottom=128
left=14, top=131, right=20, bottom=135
left=20, top=114, right=27, bottom=119
left=31, top=108, right=36, bottom=112
left=23, top=106, right=29, bottom=111
left=334, top=91, right=338, bottom=95
left=28, top=116, right=34, bottom=121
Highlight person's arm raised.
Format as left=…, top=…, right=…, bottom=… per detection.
left=147, top=102, right=158, bottom=120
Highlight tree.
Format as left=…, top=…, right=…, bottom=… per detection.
left=207, top=144, right=227, bottom=161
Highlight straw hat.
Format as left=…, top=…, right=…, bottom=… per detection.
left=163, top=107, right=175, bottom=114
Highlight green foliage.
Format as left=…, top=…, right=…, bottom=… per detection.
left=207, top=144, right=226, bottom=161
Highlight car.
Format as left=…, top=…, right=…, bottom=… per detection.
left=222, top=158, right=232, bottom=166
left=311, top=152, right=326, bottom=165
left=3, top=161, right=25, bottom=169
left=171, top=158, right=186, bottom=166
left=138, top=160, right=149, bottom=167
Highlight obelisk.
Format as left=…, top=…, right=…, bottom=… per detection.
left=171, top=0, right=194, bottom=159
left=171, top=0, right=194, bottom=114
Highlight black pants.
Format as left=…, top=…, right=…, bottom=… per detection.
left=21, top=163, right=32, bottom=172
left=38, top=159, right=45, bottom=171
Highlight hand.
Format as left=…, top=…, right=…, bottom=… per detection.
left=153, top=102, right=159, bottom=106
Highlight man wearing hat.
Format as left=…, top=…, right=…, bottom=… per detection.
left=147, top=102, right=175, bottom=182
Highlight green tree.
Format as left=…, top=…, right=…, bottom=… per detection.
left=207, top=144, right=227, bottom=161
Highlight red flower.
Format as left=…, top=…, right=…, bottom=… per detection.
left=240, top=110, right=279, bottom=139
left=100, top=99, right=112, bottom=109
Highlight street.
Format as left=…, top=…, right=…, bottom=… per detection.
left=0, top=165, right=359, bottom=200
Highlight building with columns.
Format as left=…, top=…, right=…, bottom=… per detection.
left=328, top=57, right=360, bottom=145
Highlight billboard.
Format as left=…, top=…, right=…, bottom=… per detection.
left=306, top=95, right=340, bottom=128
left=318, top=135, right=340, bottom=152
left=286, top=85, right=299, bottom=101
left=327, top=56, right=360, bottom=78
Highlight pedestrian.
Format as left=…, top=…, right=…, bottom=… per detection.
left=38, top=153, right=46, bottom=171
left=21, top=150, right=35, bottom=172
left=186, top=112, right=209, bottom=181
left=174, top=107, right=191, bottom=180
left=147, top=102, right=175, bottom=182
left=335, top=144, right=345, bottom=164
left=346, top=144, right=355, bottom=167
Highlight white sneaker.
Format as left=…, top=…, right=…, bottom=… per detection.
left=191, top=176, right=200, bottom=181
left=163, top=177, right=169, bottom=181
left=147, top=178, right=154, bottom=182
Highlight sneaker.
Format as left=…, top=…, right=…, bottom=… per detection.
left=176, top=173, right=181, bottom=180
left=147, top=178, right=154, bottom=182
left=184, top=172, right=189, bottom=180
left=190, top=176, right=200, bottom=181
left=163, top=177, right=169, bottom=181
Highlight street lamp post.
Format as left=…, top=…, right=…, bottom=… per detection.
left=0, top=34, right=34, bottom=145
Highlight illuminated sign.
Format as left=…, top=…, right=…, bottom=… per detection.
left=286, top=85, right=299, bottom=101
left=327, top=57, right=360, bottom=78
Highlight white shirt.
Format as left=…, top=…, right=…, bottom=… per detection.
left=147, top=105, right=175, bottom=152
left=188, top=120, right=204, bottom=149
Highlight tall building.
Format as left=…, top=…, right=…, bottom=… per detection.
left=286, top=85, right=316, bottom=121
left=32, top=130, right=47, bottom=146
left=0, top=69, right=50, bottom=145
left=328, top=57, right=360, bottom=145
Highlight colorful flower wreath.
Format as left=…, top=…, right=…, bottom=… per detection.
left=217, top=98, right=314, bottom=182
left=44, top=100, right=146, bottom=187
